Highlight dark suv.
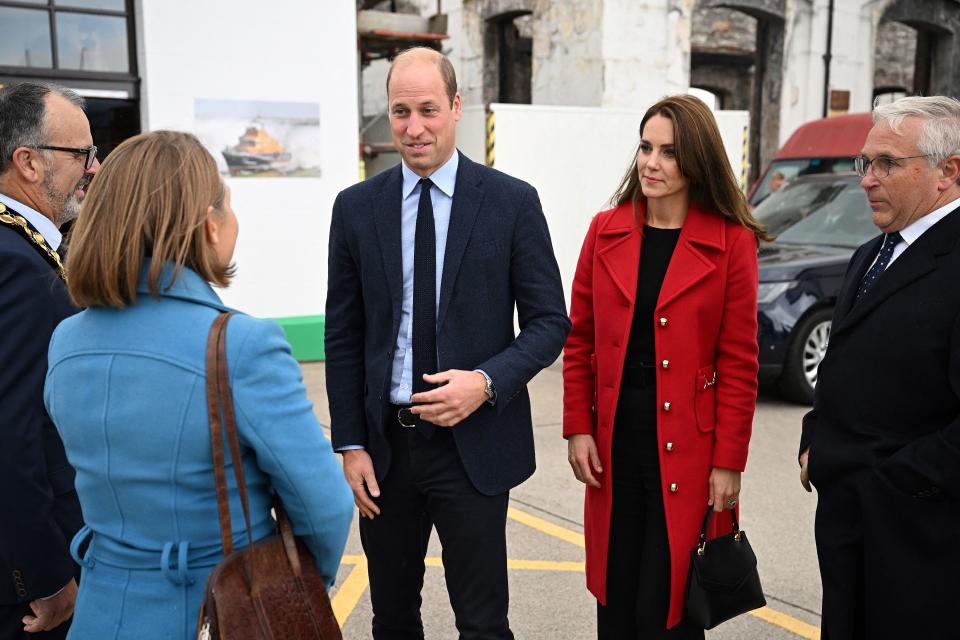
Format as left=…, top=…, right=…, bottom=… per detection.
left=753, top=173, right=877, bottom=404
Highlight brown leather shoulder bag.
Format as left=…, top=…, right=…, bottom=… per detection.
left=197, top=312, right=342, bottom=640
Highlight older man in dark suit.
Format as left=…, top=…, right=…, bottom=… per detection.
left=0, top=82, right=98, bottom=639
left=325, top=47, right=570, bottom=639
left=799, top=96, right=960, bottom=639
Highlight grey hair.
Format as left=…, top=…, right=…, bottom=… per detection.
left=0, top=81, right=86, bottom=174
left=872, top=96, right=960, bottom=173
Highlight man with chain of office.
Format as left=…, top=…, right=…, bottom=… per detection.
left=0, top=81, right=99, bottom=639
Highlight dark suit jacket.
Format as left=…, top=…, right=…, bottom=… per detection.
left=325, top=152, right=571, bottom=496
left=800, top=204, right=960, bottom=499
left=0, top=206, right=82, bottom=605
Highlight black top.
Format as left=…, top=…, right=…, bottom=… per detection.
left=625, top=225, right=681, bottom=367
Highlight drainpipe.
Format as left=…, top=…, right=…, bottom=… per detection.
left=822, top=0, right=835, bottom=117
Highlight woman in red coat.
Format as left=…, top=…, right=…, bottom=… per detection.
left=563, top=95, right=768, bottom=638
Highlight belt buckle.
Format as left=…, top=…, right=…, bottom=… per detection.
left=397, top=407, right=416, bottom=428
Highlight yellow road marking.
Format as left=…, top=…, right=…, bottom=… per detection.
left=750, top=606, right=821, bottom=639
left=330, top=556, right=368, bottom=626
left=342, top=554, right=583, bottom=572
left=334, top=510, right=822, bottom=638
left=332, top=553, right=584, bottom=626
left=506, top=505, right=822, bottom=640
left=507, top=506, right=585, bottom=547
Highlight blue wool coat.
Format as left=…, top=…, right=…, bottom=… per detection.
left=44, top=264, right=353, bottom=640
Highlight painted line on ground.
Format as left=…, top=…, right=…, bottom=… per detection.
left=333, top=554, right=586, bottom=626
left=506, top=504, right=821, bottom=640
left=330, top=556, right=368, bottom=626
left=507, top=506, right=585, bottom=547
left=750, top=606, right=821, bottom=640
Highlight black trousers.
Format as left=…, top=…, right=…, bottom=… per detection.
left=815, top=467, right=960, bottom=640
left=597, top=385, right=703, bottom=640
left=359, top=407, right=513, bottom=640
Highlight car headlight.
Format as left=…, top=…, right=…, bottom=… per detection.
left=757, top=281, right=797, bottom=304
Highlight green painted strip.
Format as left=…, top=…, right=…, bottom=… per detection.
left=272, top=314, right=325, bottom=362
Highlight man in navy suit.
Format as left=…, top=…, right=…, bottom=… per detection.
left=799, top=96, right=960, bottom=638
left=0, top=82, right=98, bottom=638
left=325, top=48, right=570, bottom=639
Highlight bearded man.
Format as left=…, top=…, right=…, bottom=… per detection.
left=0, top=81, right=99, bottom=639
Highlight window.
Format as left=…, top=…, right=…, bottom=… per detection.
left=0, top=0, right=134, bottom=77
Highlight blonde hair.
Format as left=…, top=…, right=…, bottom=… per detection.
left=67, top=130, right=229, bottom=308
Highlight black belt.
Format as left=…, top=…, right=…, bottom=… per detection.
left=621, top=363, right=657, bottom=389
left=388, top=403, right=417, bottom=428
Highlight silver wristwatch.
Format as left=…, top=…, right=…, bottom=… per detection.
left=475, top=369, right=497, bottom=405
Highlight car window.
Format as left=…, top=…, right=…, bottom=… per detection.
left=753, top=179, right=876, bottom=248
left=750, top=158, right=857, bottom=206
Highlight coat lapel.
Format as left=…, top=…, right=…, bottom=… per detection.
left=373, top=166, right=405, bottom=328
left=834, top=207, right=960, bottom=336
left=832, top=235, right=881, bottom=329
left=596, top=203, right=641, bottom=303
left=438, top=152, right=483, bottom=330
left=657, top=203, right=723, bottom=310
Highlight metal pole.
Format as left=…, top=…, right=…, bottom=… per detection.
left=822, top=0, right=835, bottom=117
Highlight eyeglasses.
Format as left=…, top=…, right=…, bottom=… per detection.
left=854, top=154, right=930, bottom=179
left=29, top=145, right=98, bottom=170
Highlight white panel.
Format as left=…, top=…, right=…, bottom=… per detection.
left=458, top=105, right=487, bottom=167
left=136, top=0, right=359, bottom=318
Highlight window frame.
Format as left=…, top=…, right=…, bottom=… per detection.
left=0, top=0, right=137, bottom=95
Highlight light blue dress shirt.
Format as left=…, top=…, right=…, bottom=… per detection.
left=389, top=152, right=458, bottom=404
left=0, top=192, right=62, bottom=250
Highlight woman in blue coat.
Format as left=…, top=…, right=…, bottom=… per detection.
left=43, top=130, right=354, bottom=639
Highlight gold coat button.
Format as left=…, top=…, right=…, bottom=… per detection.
left=669, top=483, right=679, bottom=492
left=661, top=359, right=670, bottom=369
left=663, top=402, right=671, bottom=411
left=665, top=442, right=674, bottom=451
left=659, top=317, right=668, bottom=327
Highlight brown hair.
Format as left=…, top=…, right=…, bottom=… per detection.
left=67, top=130, right=229, bottom=308
left=386, top=46, right=458, bottom=107
left=610, top=95, right=771, bottom=242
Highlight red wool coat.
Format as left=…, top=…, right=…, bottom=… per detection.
left=562, top=201, right=759, bottom=628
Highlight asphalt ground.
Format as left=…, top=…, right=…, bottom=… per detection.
left=302, top=363, right=822, bottom=639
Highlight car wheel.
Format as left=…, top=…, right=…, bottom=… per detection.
left=779, top=307, right=833, bottom=405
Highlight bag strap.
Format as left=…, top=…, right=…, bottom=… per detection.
left=696, top=506, right=741, bottom=557
left=205, top=312, right=257, bottom=566
left=205, top=312, right=305, bottom=599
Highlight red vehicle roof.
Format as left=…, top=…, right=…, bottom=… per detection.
left=774, top=113, right=873, bottom=160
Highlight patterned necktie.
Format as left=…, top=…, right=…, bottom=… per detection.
left=411, top=178, right=437, bottom=438
left=856, top=231, right=902, bottom=302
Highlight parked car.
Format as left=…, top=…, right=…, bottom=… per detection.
left=748, top=112, right=872, bottom=209
left=752, top=173, right=877, bottom=404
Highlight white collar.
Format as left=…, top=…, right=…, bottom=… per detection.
left=0, top=192, right=62, bottom=250
left=898, top=195, right=960, bottom=247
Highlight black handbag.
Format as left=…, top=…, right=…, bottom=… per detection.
left=684, top=507, right=766, bottom=629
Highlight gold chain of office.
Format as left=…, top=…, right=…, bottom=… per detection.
left=0, top=203, right=66, bottom=282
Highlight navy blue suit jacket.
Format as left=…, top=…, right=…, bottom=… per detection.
left=325, top=152, right=570, bottom=496
left=0, top=207, right=82, bottom=605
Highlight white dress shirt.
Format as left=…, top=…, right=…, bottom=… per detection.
left=0, top=192, right=62, bottom=250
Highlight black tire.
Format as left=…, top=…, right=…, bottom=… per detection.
left=779, top=307, right=833, bottom=405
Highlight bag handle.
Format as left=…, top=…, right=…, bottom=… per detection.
left=696, top=506, right=742, bottom=557
left=205, top=313, right=305, bottom=592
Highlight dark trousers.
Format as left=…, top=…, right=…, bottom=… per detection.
left=359, top=408, right=513, bottom=640
left=0, top=603, right=70, bottom=640
left=597, top=385, right=703, bottom=640
left=815, top=468, right=960, bottom=640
